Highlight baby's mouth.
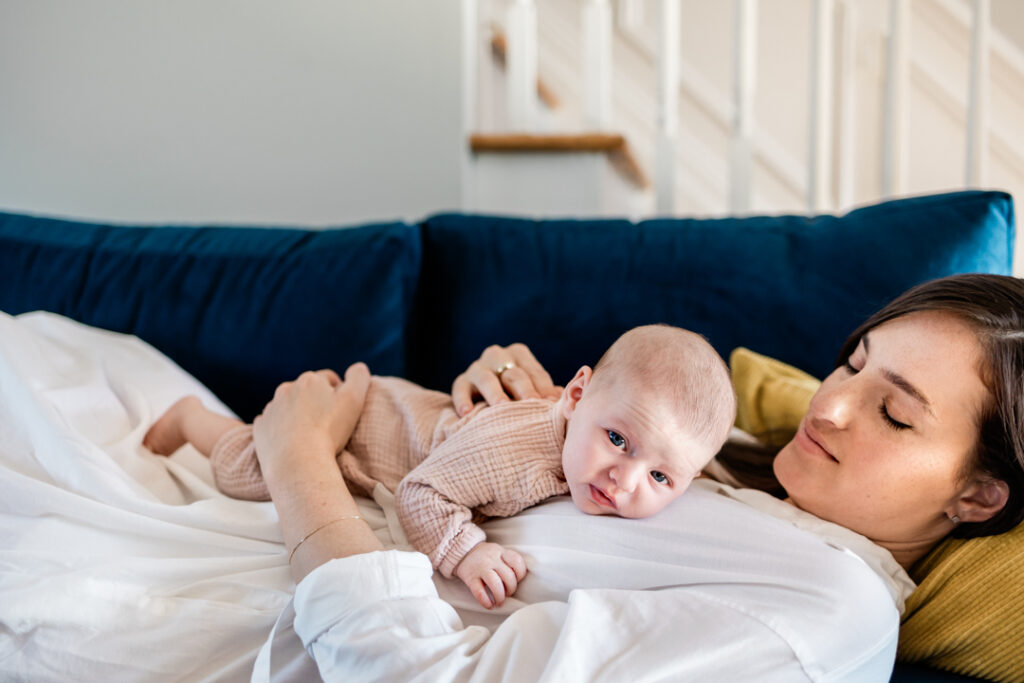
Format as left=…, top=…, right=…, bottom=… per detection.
left=590, top=484, right=617, bottom=509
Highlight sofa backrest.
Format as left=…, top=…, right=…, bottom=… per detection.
left=408, top=191, right=1015, bottom=392
left=0, top=213, right=421, bottom=420
left=0, top=190, right=1014, bottom=421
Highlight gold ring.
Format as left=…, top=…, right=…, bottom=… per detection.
left=494, top=360, right=516, bottom=378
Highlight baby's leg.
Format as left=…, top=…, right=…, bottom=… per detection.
left=144, top=396, right=244, bottom=457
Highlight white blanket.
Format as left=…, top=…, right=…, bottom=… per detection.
left=0, top=311, right=576, bottom=681
left=0, top=312, right=902, bottom=682
left=0, top=312, right=302, bottom=681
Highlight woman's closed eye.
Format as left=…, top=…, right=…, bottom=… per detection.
left=607, top=430, right=627, bottom=450
left=879, top=402, right=912, bottom=431
left=843, top=358, right=914, bottom=431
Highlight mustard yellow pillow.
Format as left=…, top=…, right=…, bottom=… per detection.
left=898, top=525, right=1024, bottom=682
left=727, top=347, right=1024, bottom=682
left=729, top=347, right=819, bottom=447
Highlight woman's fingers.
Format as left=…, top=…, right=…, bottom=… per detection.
left=341, top=362, right=371, bottom=394
left=328, top=363, right=371, bottom=450
left=452, top=359, right=510, bottom=416
left=315, top=369, right=343, bottom=387
left=451, top=343, right=561, bottom=416
left=253, top=370, right=341, bottom=477
left=505, top=343, right=562, bottom=400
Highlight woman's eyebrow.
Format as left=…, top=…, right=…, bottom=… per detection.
left=863, top=333, right=935, bottom=416
left=883, top=369, right=935, bottom=415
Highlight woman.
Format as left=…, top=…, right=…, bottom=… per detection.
left=252, top=274, right=1024, bottom=681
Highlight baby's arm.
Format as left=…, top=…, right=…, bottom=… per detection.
left=396, top=437, right=528, bottom=609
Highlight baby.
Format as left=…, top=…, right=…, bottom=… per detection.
left=145, top=324, right=736, bottom=608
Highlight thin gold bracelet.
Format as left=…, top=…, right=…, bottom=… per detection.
left=287, top=515, right=362, bottom=564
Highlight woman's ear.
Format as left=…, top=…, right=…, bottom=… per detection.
left=953, top=477, right=1010, bottom=524
left=561, top=366, right=593, bottom=419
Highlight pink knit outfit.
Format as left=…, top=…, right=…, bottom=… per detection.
left=209, top=376, right=568, bottom=577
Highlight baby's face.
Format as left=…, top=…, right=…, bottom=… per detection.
left=560, top=378, right=717, bottom=519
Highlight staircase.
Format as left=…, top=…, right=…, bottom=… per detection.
left=466, top=0, right=1024, bottom=222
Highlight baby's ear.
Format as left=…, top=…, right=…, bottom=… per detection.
left=562, top=366, right=592, bottom=419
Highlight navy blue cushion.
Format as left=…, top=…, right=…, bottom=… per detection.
left=0, top=213, right=421, bottom=421
left=408, top=191, right=1014, bottom=391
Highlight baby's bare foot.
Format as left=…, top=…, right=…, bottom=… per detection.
left=144, top=396, right=202, bottom=455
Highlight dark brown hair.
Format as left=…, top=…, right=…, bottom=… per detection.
left=718, top=274, right=1024, bottom=539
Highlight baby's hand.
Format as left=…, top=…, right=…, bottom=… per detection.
left=454, top=542, right=527, bottom=609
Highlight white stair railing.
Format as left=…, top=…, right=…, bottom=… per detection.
left=581, top=0, right=613, bottom=129
left=966, top=0, right=991, bottom=187
left=836, top=0, right=858, bottom=209
left=655, top=0, right=680, bottom=214
left=471, top=0, right=1014, bottom=216
left=883, top=0, right=911, bottom=197
left=730, top=0, right=758, bottom=214
left=506, top=0, right=538, bottom=130
left=808, top=0, right=835, bottom=211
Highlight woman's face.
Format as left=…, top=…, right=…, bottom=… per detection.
left=773, top=310, right=991, bottom=546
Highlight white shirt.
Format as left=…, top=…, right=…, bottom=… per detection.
left=286, top=479, right=911, bottom=682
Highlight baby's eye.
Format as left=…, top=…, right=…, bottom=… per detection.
left=607, top=430, right=626, bottom=449
left=650, top=470, right=669, bottom=485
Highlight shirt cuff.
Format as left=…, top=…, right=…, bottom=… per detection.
left=293, top=550, right=435, bottom=648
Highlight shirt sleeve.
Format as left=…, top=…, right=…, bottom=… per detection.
left=394, top=440, right=491, bottom=578
left=395, top=401, right=560, bottom=578
left=291, top=550, right=899, bottom=683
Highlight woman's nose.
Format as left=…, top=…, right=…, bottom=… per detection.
left=809, top=372, right=857, bottom=429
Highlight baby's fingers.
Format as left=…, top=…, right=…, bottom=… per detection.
left=501, top=548, right=528, bottom=581
left=491, top=561, right=520, bottom=604
left=468, top=578, right=495, bottom=609
left=481, top=569, right=508, bottom=608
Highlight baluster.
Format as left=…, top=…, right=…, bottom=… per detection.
left=729, top=0, right=757, bottom=213
left=461, top=0, right=478, bottom=211
left=582, top=0, right=613, bottom=130
left=617, top=0, right=644, bottom=30
left=836, top=0, right=858, bottom=209
left=966, top=0, right=990, bottom=187
left=507, top=0, right=538, bottom=131
left=808, top=0, right=834, bottom=211
left=882, top=0, right=909, bottom=196
left=656, top=0, right=681, bottom=215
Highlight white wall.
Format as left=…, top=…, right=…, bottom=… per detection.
left=0, top=1, right=464, bottom=226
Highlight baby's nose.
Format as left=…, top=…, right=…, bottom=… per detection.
left=610, top=462, right=643, bottom=493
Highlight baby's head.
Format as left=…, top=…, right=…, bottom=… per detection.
left=559, top=324, right=736, bottom=518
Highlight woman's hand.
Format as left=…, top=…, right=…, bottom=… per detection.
left=252, top=364, right=371, bottom=480
left=451, top=344, right=563, bottom=416
left=252, top=363, right=381, bottom=581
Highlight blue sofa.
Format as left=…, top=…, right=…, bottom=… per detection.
left=0, top=190, right=1014, bottom=681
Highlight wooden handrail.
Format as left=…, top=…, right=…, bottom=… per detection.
left=470, top=132, right=623, bottom=152
left=469, top=133, right=650, bottom=190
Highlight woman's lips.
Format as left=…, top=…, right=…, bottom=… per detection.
left=590, top=484, right=617, bottom=509
left=796, top=423, right=839, bottom=463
